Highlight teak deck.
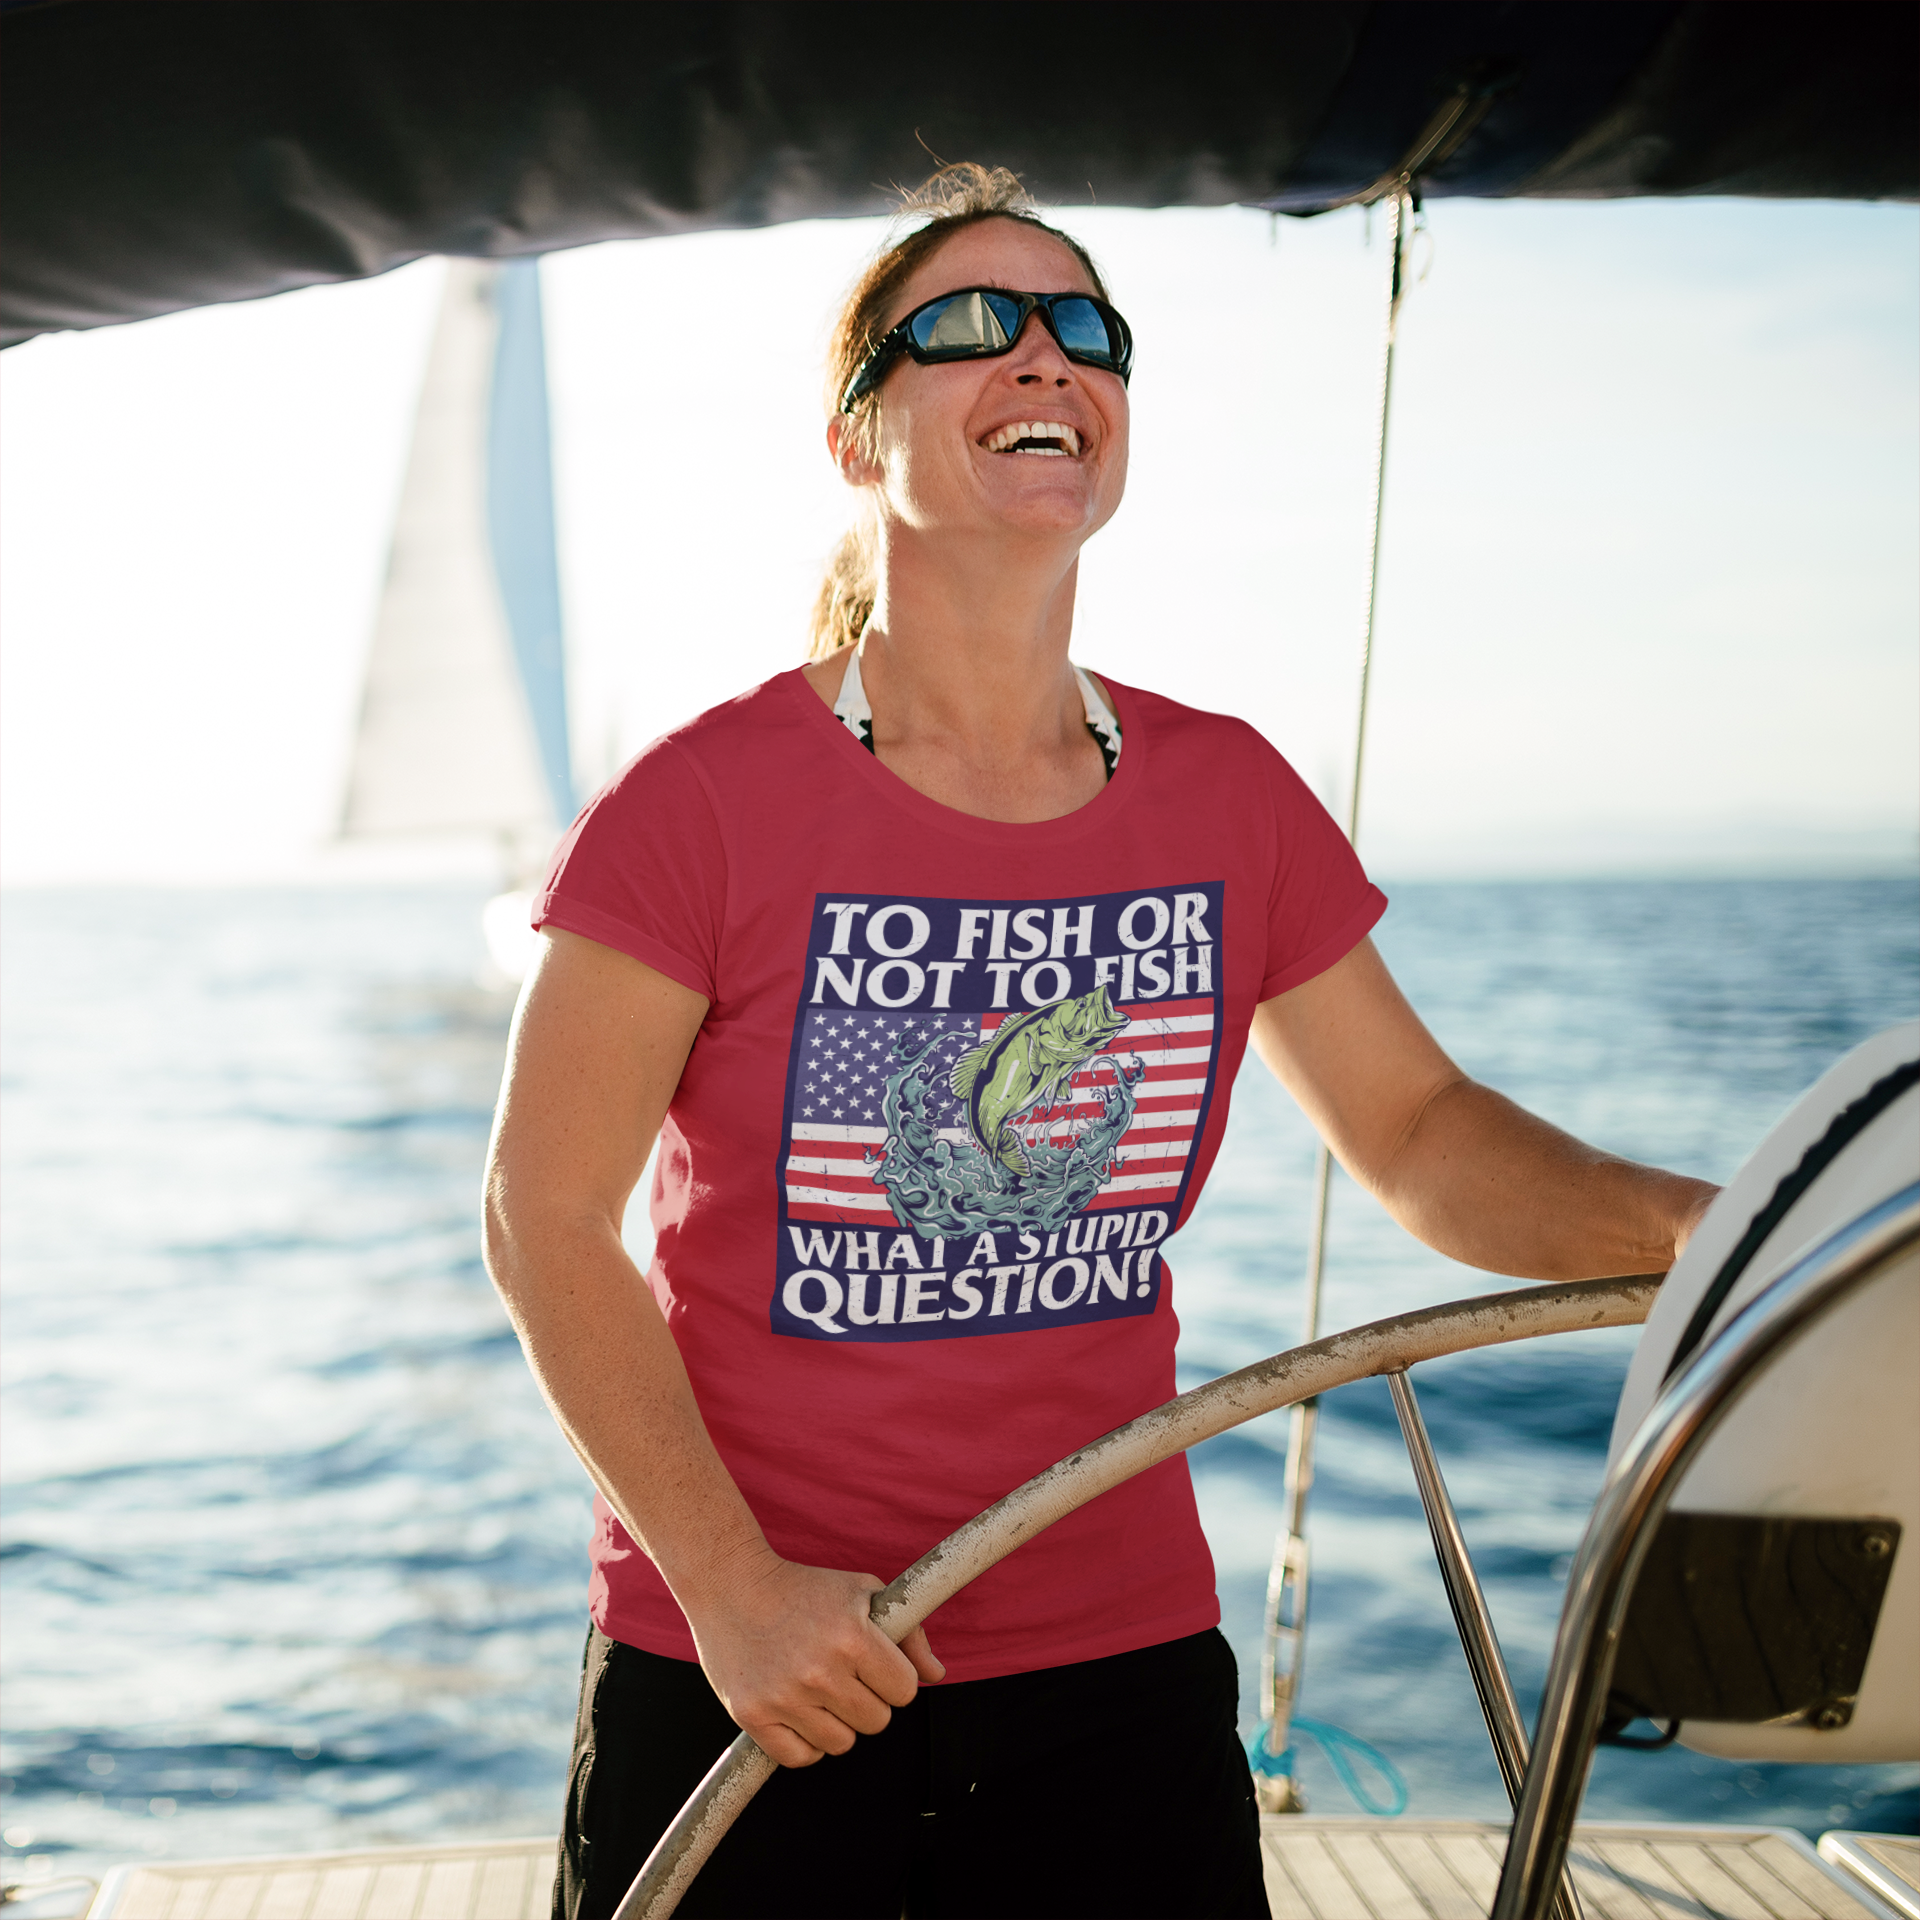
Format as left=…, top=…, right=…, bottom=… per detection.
left=1259, top=1818, right=1896, bottom=1919
left=84, top=1819, right=1901, bottom=1919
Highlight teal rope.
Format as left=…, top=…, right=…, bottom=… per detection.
left=1247, top=1715, right=1409, bottom=1818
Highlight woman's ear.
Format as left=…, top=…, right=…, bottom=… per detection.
left=827, top=412, right=882, bottom=489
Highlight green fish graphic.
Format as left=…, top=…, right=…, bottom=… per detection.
left=949, top=986, right=1130, bottom=1177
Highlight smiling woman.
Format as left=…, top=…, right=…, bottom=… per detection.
left=480, top=163, right=1717, bottom=1920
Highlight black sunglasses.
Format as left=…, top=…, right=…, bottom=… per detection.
left=840, top=286, right=1134, bottom=412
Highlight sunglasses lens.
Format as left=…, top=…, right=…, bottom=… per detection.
left=915, top=291, right=1013, bottom=354
left=1051, top=297, right=1119, bottom=368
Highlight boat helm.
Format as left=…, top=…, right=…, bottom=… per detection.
left=1606, top=1019, right=1919, bottom=1764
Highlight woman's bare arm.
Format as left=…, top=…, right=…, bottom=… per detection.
left=1250, top=938, right=1717, bottom=1280
left=482, top=928, right=942, bottom=1767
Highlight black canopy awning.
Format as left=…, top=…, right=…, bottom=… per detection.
left=3, top=0, right=1914, bottom=348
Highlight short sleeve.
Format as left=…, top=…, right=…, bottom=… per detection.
left=532, top=736, right=727, bottom=1001
left=1255, top=739, right=1387, bottom=1002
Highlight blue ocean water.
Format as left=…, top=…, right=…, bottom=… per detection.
left=2, top=877, right=1915, bottom=1888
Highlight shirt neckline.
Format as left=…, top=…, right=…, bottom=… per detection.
left=832, top=644, right=1122, bottom=781
left=782, top=663, right=1144, bottom=848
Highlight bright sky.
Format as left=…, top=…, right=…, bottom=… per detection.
left=2, top=197, right=1914, bottom=885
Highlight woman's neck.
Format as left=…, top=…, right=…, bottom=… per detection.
left=872, top=509, right=1084, bottom=731
left=807, top=523, right=1109, bottom=823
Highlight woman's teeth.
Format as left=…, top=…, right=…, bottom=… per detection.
left=982, top=420, right=1082, bottom=457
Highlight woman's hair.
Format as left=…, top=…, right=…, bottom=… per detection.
left=806, top=163, right=1112, bottom=660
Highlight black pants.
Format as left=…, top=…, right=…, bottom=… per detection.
left=556, top=1625, right=1269, bottom=1920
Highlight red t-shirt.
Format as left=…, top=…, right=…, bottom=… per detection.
left=534, top=668, right=1384, bottom=1682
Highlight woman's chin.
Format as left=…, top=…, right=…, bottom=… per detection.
left=973, top=470, right=1110, bottom=538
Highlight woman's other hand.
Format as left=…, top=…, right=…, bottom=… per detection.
left=1250, top=937, right=1720, bottom=1281
left=682, top=1554, right=945, bottom=1767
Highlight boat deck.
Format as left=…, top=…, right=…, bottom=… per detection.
left=1260, top=1818, right=1897, bottom=1920
left=88, top=1839, right=555, bottom=1920
left=80, top=1819, right=1901, bottom=1919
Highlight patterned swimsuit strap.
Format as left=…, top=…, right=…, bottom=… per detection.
left=832, top=642, right=1122, bottom=778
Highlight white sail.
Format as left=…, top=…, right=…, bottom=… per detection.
left=340, top=259, right=556, bottom=867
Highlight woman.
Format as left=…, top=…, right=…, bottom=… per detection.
left=484, top=165, right=1716, bottom=1920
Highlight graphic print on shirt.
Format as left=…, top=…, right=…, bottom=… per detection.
left=774, top=885, right=1225, bottom=1342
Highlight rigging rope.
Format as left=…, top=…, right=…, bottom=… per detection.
left=1257, top=184, right=1418, bottom=1801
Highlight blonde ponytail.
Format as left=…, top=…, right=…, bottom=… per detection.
left=807, top=513, right=876, bottom=660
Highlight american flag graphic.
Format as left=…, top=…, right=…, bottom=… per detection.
left=770, top=884, right=1223, bottom=1341
left=783, top=995, right=1217, bottom=1223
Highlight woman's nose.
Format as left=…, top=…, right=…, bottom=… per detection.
left=1007, top=317, right=1075, bottom=386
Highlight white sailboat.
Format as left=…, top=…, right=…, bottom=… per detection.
left=6, top=7, right=1914, bottom=1913
left=338, top=256, right=575, bottom=982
